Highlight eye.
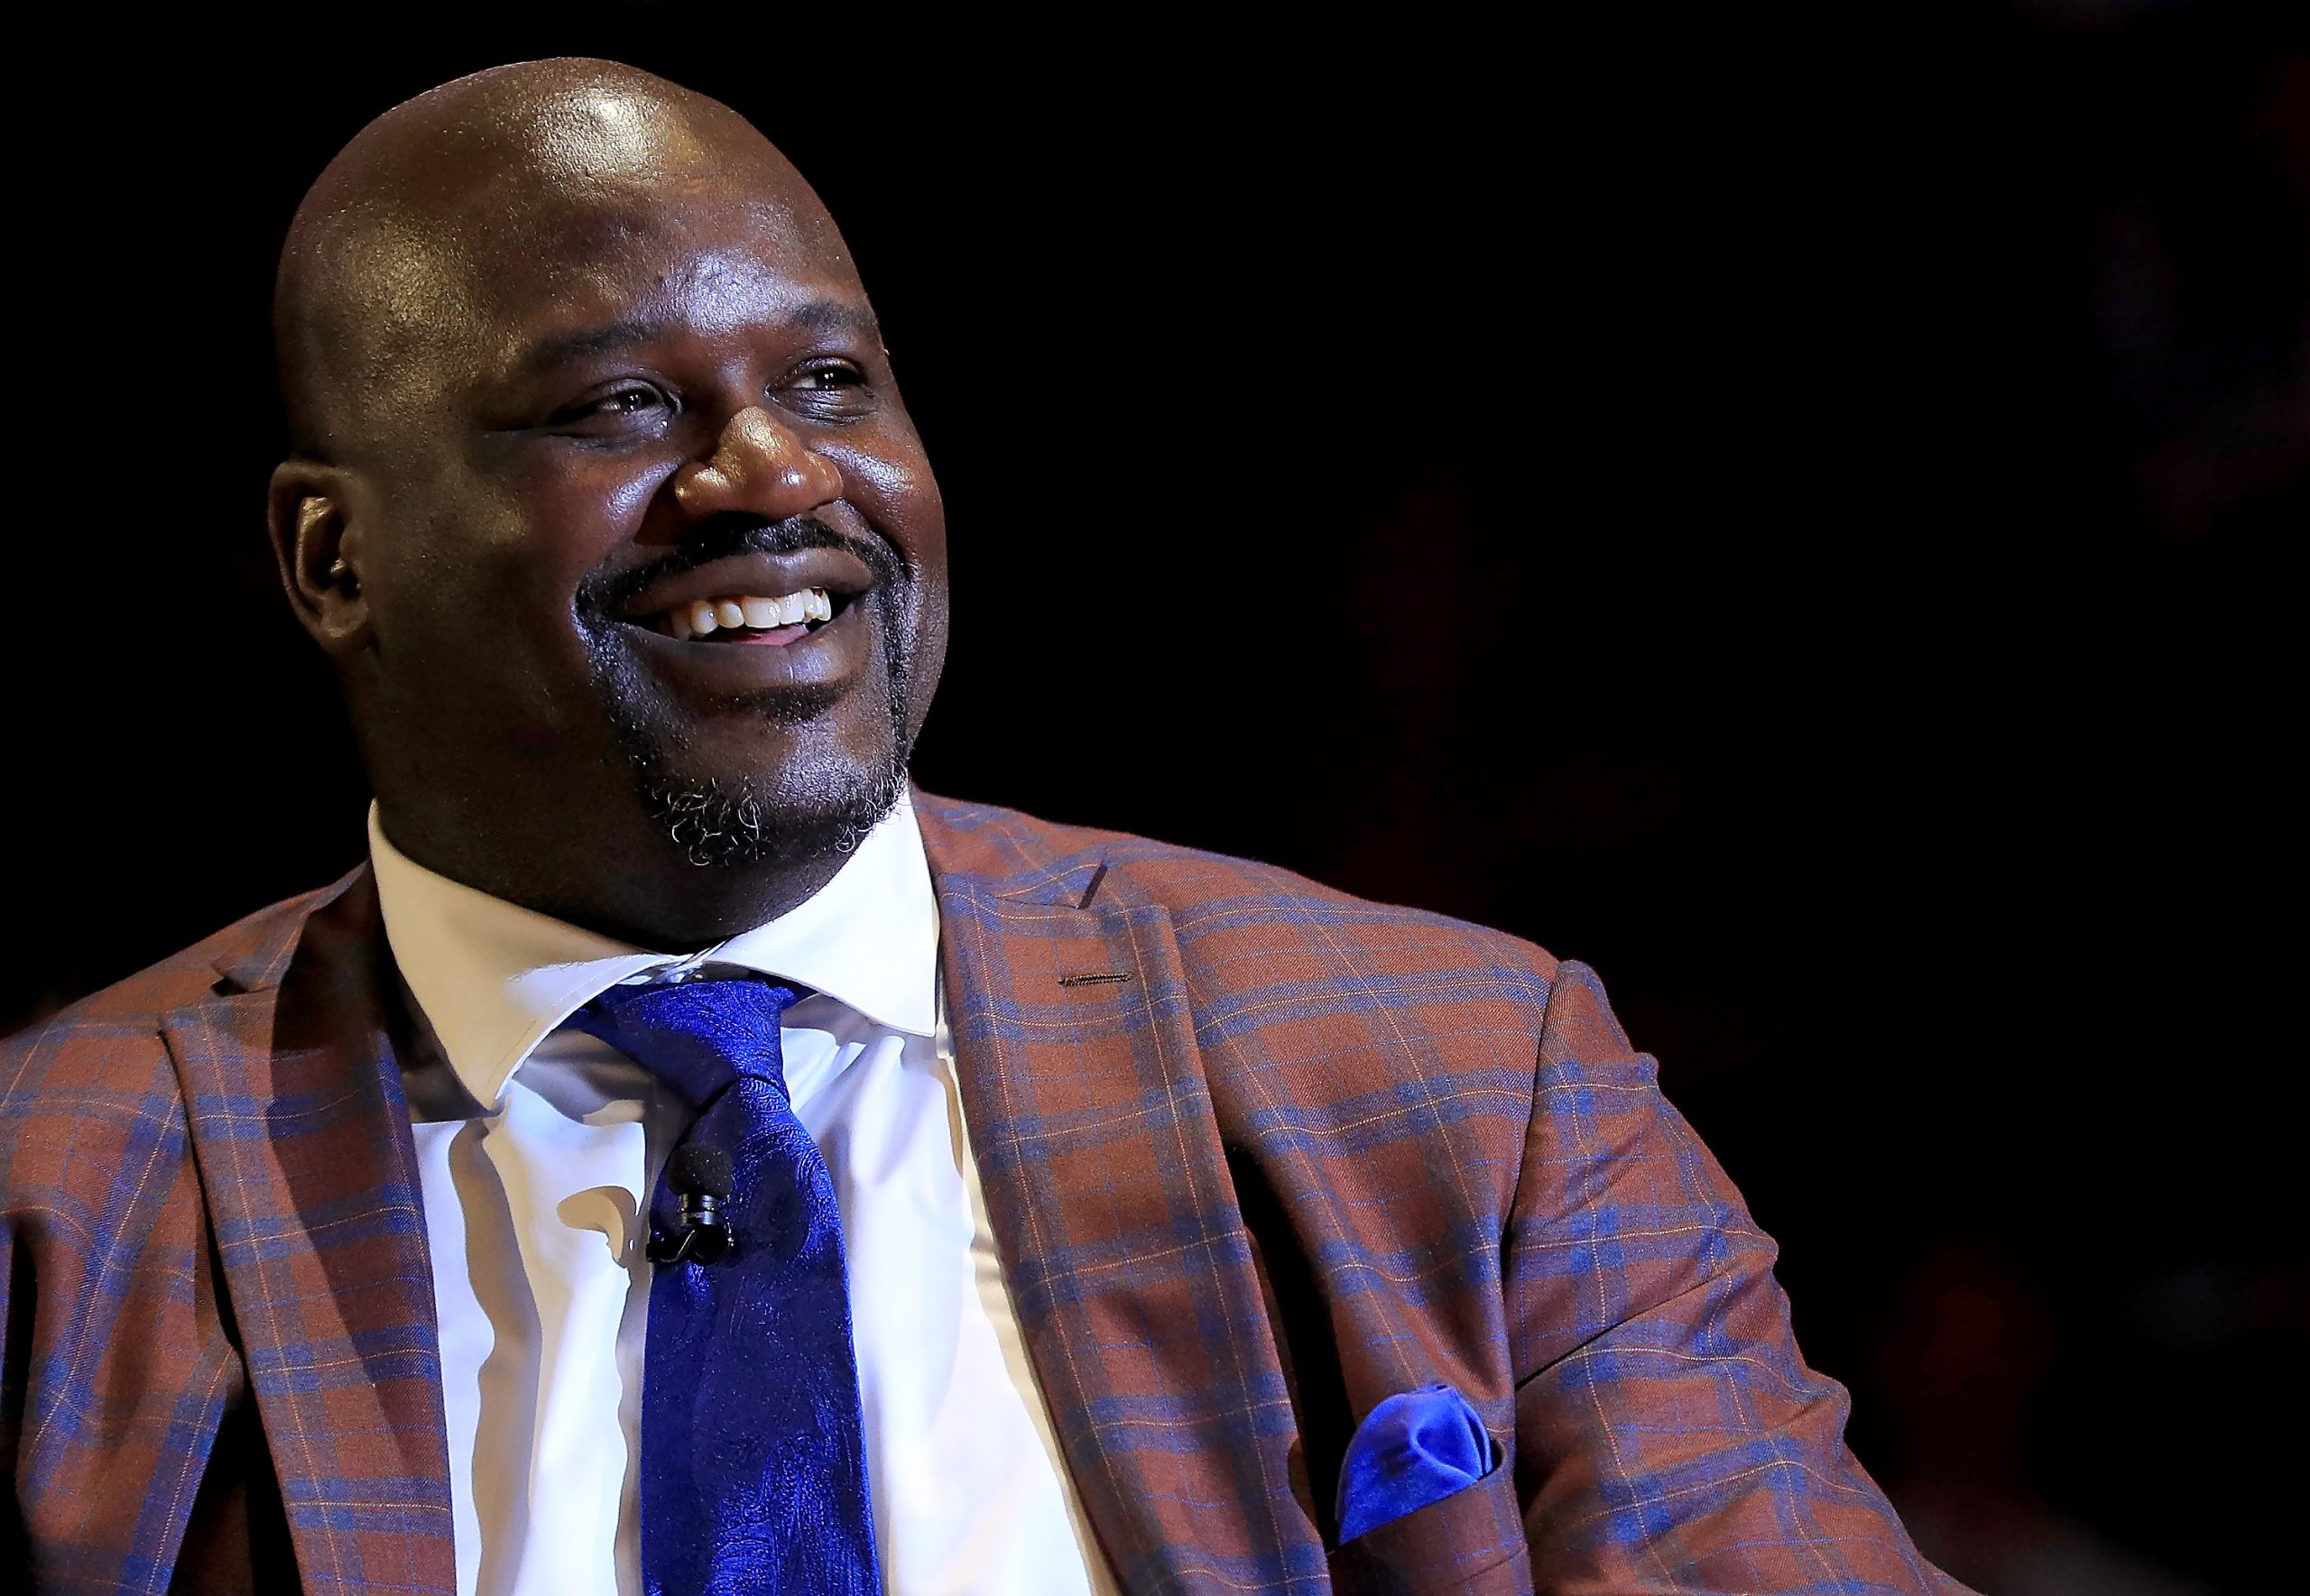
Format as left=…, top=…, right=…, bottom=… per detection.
left=788, top=361, right=866, bottom=392
left=548, top=383, right=676, bottom=429
left=779, top=359, right=875, bottom=420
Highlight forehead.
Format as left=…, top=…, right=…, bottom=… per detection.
left=288, top=77, right=872, bottom=443
left=467, top=182, right=869, bottom=371
left=408, top=78, right=864, bottom=356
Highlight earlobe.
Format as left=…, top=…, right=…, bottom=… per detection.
left=266, top=460, right=373, bottom=655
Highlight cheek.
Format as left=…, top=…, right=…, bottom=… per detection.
left=597, top=466, right=675, bottom=530
left=370, top=460, right=665, bottom=699
left=832, top=429, right=944, bottom=540
left=443, top=452, right=682, bottom=627
left=841, top=443, right=938, bottom=512
left=852, top=452, right=948, bottom=643
left=836, top=440, right=948, bottom=631
left=479, top=446, right=679, bottom=562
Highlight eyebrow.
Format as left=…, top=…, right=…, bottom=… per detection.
left=510, top=300, right=882, bottom=378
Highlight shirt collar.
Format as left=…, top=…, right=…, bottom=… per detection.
left=370, top=790, right=940, bottom=1110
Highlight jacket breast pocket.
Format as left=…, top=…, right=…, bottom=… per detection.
left=1326, top=1462, right=1531, bottom=1596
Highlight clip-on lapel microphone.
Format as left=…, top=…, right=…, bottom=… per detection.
left=651, top=1143, right=734, bottom=1265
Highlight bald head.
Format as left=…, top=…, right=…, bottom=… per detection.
left=263, top=59, right=946, bottom=946
left=274, top=58, right=849, bottom=457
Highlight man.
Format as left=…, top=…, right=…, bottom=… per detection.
left=2, top=59, right=1962, bottom=1596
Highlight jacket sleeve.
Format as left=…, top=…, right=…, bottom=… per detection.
left=3, top=1189, right=26, bottom=1567
left=1502, top=961, right=1969, bottom=1594
left=2, top=1019, right=246, bottom=1593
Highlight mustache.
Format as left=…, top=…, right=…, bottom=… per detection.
left=578, top=514, right=908, bottom=619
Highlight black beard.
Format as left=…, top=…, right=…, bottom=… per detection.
left=576, top=514, right=919, bottom=869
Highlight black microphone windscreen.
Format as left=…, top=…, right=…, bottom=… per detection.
left=670, top=1143, right=734, bottom=1201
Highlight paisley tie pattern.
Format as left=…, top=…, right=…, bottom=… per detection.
left=570, top=978, right=881, bottom=1596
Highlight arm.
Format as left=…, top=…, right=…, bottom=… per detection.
left=2, top=1021, right=245, bottom=1593
left=3, top=1203, right=27, bottom=1568
left=1504, top=962, right=1967, bottom=1594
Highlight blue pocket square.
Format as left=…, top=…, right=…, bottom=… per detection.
left=1335, top=1381, right=1499, bottom=1545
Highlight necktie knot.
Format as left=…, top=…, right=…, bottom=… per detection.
left=568, top=976, right=799, bottom=1110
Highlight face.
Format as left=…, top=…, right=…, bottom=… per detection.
left=276, top=101, right=949, bottom=939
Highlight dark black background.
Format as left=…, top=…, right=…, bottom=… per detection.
left=7, top=5, right=2301, bottom=1590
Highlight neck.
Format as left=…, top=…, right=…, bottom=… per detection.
left=374, top=797, right=858, bottom=950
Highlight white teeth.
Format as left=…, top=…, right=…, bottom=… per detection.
left=664, top=587, right=833, bottom=638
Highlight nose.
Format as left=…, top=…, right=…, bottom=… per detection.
left=672, top=406, right=844, bottom=523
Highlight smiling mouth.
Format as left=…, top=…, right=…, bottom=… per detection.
left=641, top=586, right=844, bottom=646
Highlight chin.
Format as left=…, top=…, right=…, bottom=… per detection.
left=591, top=613, right=919, bottom=870
left=636, top=729, right=910, bottom=871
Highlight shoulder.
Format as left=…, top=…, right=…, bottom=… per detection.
left=916, top=796, right=1587, bottom=1259
left=914, top=789, right=1560, bottom=1017
left=1, top=875, right=358, bottom=1180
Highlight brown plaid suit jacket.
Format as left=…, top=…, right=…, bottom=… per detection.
left=3, top=791, right=1962, bottom=1594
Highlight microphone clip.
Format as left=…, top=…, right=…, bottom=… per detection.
left=649, top=1188, right=731, bottom=1265
left=651, top=1143, right=736, bottom=1265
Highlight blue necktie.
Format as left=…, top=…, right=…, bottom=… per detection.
left=569, top=978, right=881, bottom=1596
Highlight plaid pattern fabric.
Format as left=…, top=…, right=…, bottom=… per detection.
left=920, top=798, right=1963, bottom=1596
left=3, top=790, right=1964, bottom=1594
left=3, top=878, right=453, bottom=1596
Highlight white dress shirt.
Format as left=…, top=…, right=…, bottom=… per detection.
left=371, top=793, right=1120, bottom=1596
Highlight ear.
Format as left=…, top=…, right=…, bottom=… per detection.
left=267, top=458, right=372, bottom=656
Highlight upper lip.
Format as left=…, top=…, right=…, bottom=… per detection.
left=615, top=549, right=877, bottom=622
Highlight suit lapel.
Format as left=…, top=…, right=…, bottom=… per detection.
left=925, top=805, right=1327, bottom=1593
left=145, top=802, right=1329, bottom=1594
left=162, top=871, right=455, bottom=1596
